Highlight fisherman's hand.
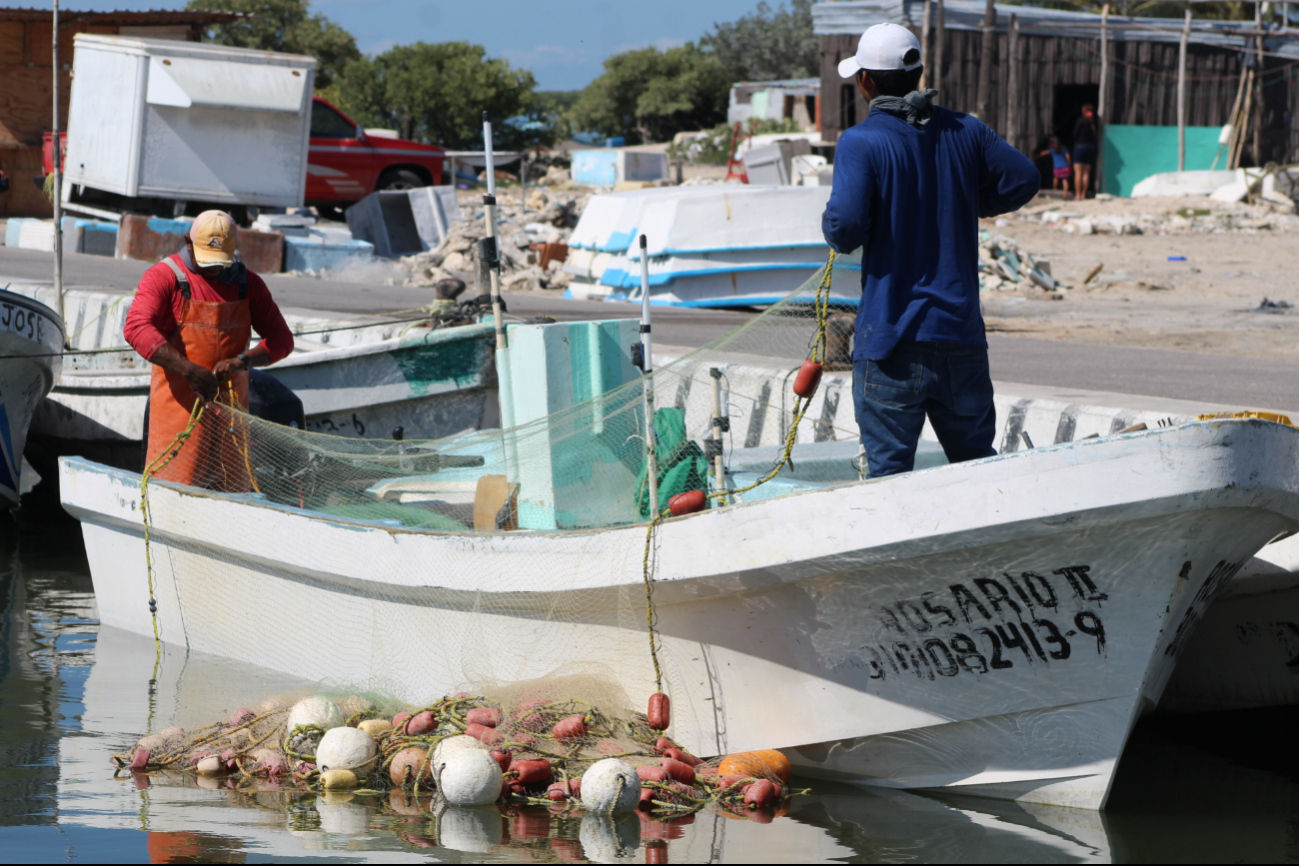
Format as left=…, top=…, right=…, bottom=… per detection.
left=212, top=356, right=246, bottom=379
left=184, top=362, right=219, bottom=401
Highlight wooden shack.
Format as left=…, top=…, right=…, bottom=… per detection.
left=814, top=0, right=1299, bottom=188
left=0, top=7, right=238, bottom=218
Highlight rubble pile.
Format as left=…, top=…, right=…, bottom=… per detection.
left=978, top=232, right=1063, bottom=293
left=1020, top=196, right=1299, bottom=236
left=400, top=190, right=593, bottom=293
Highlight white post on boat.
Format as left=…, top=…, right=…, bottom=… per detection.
left=482, top=112, right=515, bottom=430
left=1177, top=8, right=1191, bottom=172
left=638, top=234, right=659, bottom=517
left=51, top=0, right=65, bottom=334
left=709, top=367, right=727, bottom=505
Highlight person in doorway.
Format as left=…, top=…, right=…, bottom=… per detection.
left=1037, top=136, right=1073, bottom=193
left=124, top=210, right=294, bottom=489
left=1072, top=104, right=1099, bottom=200
left=822, top=23, right=1040, bottom=478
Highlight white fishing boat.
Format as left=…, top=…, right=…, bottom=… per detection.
left=9, top=285, right=499, bottom=479
left=59, top=416, right=1299, bottom=810
left=0, top=287, right=64, bottom=505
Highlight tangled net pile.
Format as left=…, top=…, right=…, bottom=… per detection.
left=114, top=690, right=803, bottom=821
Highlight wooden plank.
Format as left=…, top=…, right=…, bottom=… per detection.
left=24, top=21, right=50, bottom=66
left=0, top=21, right=23, bottom=60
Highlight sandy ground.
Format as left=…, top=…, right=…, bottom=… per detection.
left=981, top=193, right=1299, bottom=362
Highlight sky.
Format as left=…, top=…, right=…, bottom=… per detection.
left=66, top=0, right=771, bottom=90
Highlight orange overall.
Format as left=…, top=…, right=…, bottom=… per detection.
left=145, top=256, right=252, bottom=490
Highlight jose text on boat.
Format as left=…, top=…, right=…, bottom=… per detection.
left=124, top=210, right=294, bottom=489
left=822, top=24, right=1040, bottom=478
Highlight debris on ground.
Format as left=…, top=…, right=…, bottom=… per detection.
left=1256, top=297, right=1293, bottom=314
left=399, top=190, right=593, bottom=292
left=1017, top=194, right=1299, bottom=236
left=978, top=232, right=1065, bottom=293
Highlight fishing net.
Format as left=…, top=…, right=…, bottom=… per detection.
left=134, top=252, right=869, bottom=756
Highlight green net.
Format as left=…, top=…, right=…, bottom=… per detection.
left=133, top=253, right=871, bottom=753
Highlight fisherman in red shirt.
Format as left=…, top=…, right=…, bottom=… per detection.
left=124, top=210, right=294, bottom=488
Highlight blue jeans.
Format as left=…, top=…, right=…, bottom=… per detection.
left=853, top=342, right=997, bottom=478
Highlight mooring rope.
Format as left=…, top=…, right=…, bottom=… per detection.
left=639, top=250, right=837, bottom=694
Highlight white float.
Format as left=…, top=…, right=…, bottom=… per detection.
left=286, top=696, right=344, bottom=733
left=315, top=726, right=378, bottom=776
left=436, top=748, right=502, bottom=806
left=580, top=759, right=641, bottom=814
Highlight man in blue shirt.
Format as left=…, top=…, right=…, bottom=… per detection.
left=823, top=23, right=1039, bottom=478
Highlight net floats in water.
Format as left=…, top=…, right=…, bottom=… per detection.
left=317, top=726, right=379, bottom=776
left=580, top=758, right=641, bottom=813
left=439, top=748, right=504, bottom=806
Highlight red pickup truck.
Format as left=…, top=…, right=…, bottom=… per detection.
left=43, top=97, right=445, bottom=218
left=307, top=97, right=445, bottom=214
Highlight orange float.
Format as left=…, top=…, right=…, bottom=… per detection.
left=716, top=749, right=792, bottom=785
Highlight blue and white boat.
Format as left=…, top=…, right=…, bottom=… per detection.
left=0, top=288, right=63, bottom=505
left=563, top=186, right=860, bottom=308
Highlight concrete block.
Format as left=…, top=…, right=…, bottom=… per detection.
left=61, top=217, right=118, bottom=257
left=284, top=233, right=374, bottom=272
left=346, top=187, right=459, bottom=258
left=6, top=217, right=56, bottom=251
left=116, top=214, right=283, bottom=272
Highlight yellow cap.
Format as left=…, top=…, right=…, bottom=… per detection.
left=189, top=210, right=237, bottom=266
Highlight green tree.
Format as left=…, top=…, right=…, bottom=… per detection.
left=568, top=44, right=729, bottom=144
left=704, top=0, right=817, bottom=83
left=184, top=0, right=359, bottom=89
left=336, top=42, right=537, bottom=149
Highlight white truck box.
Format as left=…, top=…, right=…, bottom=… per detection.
left=63, top=34, right=316, bottom=208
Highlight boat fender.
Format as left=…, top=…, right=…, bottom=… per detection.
left=662, top=747, right=701, bottom=767
left=513, top=731, right=538, bottom=747
left=465, top=722, right=502, bottom=745
left=636, top=764, right=669, bottom=783
left=220, top=748, right=239, bottom=773
left=793, top=360, right=822, bottom=400
left=546, top=781, right=572, bottom=801
left=295, top=760, right=317, bottom=774
left=580, top=759, right=641, bottom=813
left=320, top=768, right=359, bottom=790
left=660, top=757, right=695, bottom=786
left=196, top=755, right=223, bottom=775
left=227, top=708, right=255, bottom=728
left=597, top=739, right=624, bottom=755
left=466, top=707, right=503, bottom=728
left=647, top=692, right=671, bottom=730
left=389, top=747, right=432, bottom=787
left=129, top=748, right=150, bottom=771
left=392, top=711, right=413, bottom=730
left=743, top=779, right=781, bottom=808
left=438, top=749, right=504, bottom=806
left=357, top=719, right=392, bottom=739
left=316, top=726, right=379, bottom=776
left=717, top=749, right=792, bottom=785
left=189, top=749, right=214, bottom=768
left=512, top=758, right=553, bottom=787
left=668, top=491, right=706, bottom=517
left=286, top=697, right=344, bottom=733
left=490, top=748, right=512, bottom=773
left=552, top=714, right=589, bottom=741
left=653, top=737, right=676, bottom=754
left=403, top=710, right=437, bottom=737
left=571, top=779, right=581, bottom=799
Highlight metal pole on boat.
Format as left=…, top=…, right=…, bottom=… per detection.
left=482, top=112, right=515, bottom=429
left=709, top=367, right=728, bottom=505
left=52, top=0, right=65, bottom=335
left=639, top=234, right=659, bottom=517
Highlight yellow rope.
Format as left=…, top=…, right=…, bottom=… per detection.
left=639, top=251, right=837, bottom=695
left=139, top=397, right=206, bottom=731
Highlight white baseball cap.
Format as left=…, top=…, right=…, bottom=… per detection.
left=837, top=23, right=923, bottom=78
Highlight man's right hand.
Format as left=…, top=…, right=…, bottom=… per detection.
left=183, top=362, right=218, bottom=401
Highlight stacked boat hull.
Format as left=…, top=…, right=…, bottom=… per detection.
left=0, top=290, right=64, bottom=504
left=58, top=419, right=1299, bottom=809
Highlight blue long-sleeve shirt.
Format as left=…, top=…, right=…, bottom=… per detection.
left=822, top=104, right=1040, bottom=361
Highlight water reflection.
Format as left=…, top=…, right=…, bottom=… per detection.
left=6, top=513, right=1299, bottom=863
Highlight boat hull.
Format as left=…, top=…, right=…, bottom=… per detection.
left=59, top=420, right=1299, bottom=809
left=0, top=290, right=63, bottom=504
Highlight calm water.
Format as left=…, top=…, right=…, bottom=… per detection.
left=7, top=514, right=1299, bottom=864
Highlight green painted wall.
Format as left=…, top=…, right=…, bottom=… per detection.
left=1102, top=125, right=1224, bottom=197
